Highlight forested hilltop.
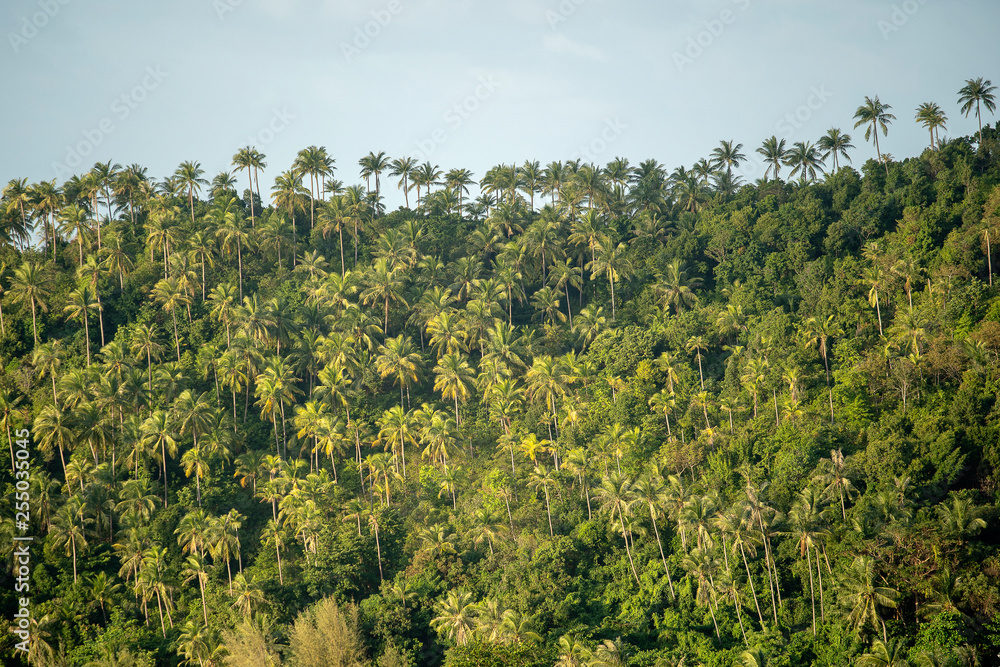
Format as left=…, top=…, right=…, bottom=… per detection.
left=1, top=85, right=1000, bottom=667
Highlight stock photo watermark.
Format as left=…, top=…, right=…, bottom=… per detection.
left=412, top=75, right=501, bottom=162
left=573, top=118, right=628, bottom=163
left=776, top=85, right=834, bottom=139
left=672, top=0, right=750, bottom=73
left=877, top=0, right=929, bottom=39
left=545, top=0, right=589, bottom=30
left=11, top=428, right=33, bottom=655
left=213, top=0, right=243, bottom=20
left=243, top=108, right=295, bottom=148
left=7, top=0, right=72, bottom=53
left=51, top=65, right=168, bottom=179
left=341, top=0, right=403, bottom=62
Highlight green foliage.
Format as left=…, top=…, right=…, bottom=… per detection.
left=912, top=611, right=967, bottom=657
left=443, top=640, right=554, bottom=666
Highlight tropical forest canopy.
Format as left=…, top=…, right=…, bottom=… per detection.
left=0, top=79, right=999, bottom=666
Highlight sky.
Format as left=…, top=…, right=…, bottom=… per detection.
left=2, top=0, right=998, bottom=210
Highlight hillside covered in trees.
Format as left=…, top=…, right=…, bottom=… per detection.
left=1, top=83, right=1000, bottom=666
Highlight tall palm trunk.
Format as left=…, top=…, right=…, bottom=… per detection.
left=373, top=524, right=384, bottom=581
left=155, top=589, right=167, bottom=637
left=618, top=512, right=640, bottom=585
left=815, top=544, right=825, bottom=622
left=651, top=515, right=675, bottom=599
left=199, top=574, right=209, bottom=625
left=543, top=486, right=553, bottom=536
left=171, top=311, right=180, bottom=361
left=806, top=547, right=816, bottom=635
left=740, top=543, right=765, bottom=625
left=162, top=441, right=169, bottom=508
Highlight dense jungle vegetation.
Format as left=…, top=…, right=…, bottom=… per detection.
left=1, top=83, right=1000, bottom=666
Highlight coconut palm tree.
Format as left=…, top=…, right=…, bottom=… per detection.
left=468, top=506, right=505, bottom=557
left=141, top=409, right=178, bottom=507
left=685, top=336, right=707, bottom=391
left=587, top=239, right=630, bottom=321
left=57, top=204, right=92, bottom=264
left=10, top=259, right=51, bottom=344
left=99, top=226, right=134, bottom=290
left=175, top=390, right=214, bottom=503
left=360, top=258, right=407, bottom=333
left=783, top=486, right=829, bottom=635
left=656, top=259, right=702, bottom=315
left=814, top=449, right=856, bottom=521
left=803, top=314, right=842, bottom=386
left=838, top=555, right=898, bottom=642
left=364, top=150, right=391, bottom=197
left=549, top=259, right=583, bottom=328
left=32, top=339, right=65, bottom=407
left=784, top=141, right=825, bottom=183
left=413, top=162, right=443, bottom=206
left=50, top=495, right=91, bottom=583
left=114, top=163, right=150, bottom=226
left=342, top=184, right=370, bottom=267
left=525, top=355, right=570, bottom=441
left=935, top=495, right=987, bottom=544
left=90, top=160, right=120, bottom=243
left=174, top=160, right=207, bottom=225
left=115, top=477, right=158, bottom=527
left=232, top=146, right=258, bottom=225
left=888, top=259, right=920, bottom=314
left=130, top=323, right=163, bottom=393
left=853, top=96, right=895, bottom=176
left=260, top=518, right=285, bottom=585
left=375, top=335, right=422, bottom=407
left=431, top=590, right=477, bottom=646
left=256, top=355, right=301, bottom=458
left=556, top=633, right=592, bottom=667
left=632, top=471, right=676, bottom=599
left=957, top=77, right=997, bottom=143
left=63, top=285, right=99, bottom=365
left=77, top=255, right=107, bottom=346
left=447, top=167, right=476, bottom=214
left=389, top=156, right=417, bottom=208
left=377, top=404, right=417, bottom=480
left=756, top=136, right=788, bottom=181
left=528, top=463, right=559, bottom=536
left=433, top=352, right=475, bottom=425
left=30, top=179, right=63, bottom=259
left=214, top=196, right=250, bottom=299
left=915, top=102, right=948, bottom=150
left=181, top=553, right=210, bottom=626
left=2, top=177, right=34, bottom=250
left=743, top=481, right=782, bottom=623
left=210, top=169, right=237, bottom=200
left=271, top=169, right=308, bottom=252
left=318, top=196, right=351, bottom=275
left=151, top=277, right=189, bottom=361
left=817, top=128, right=854, bottom=172
left=860, top=263, right=890, bottom=335
left=681, top=547, right=722, bottom=639
left=294, top=145, right=335, bottom=228
left=856, top=639, right=909, bottom=667
left=364, top=506, right=386, bottom=581
left=712, top=139, right=747, bottom=178
left=595, top=471, right=641, bottom=585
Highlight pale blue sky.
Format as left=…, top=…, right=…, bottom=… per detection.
left=2, top=0, right=998, bottom=209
